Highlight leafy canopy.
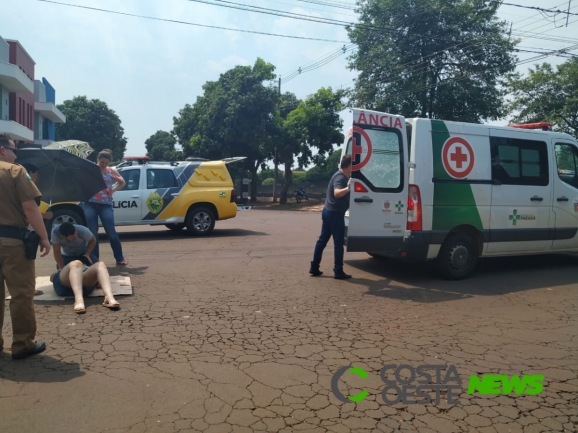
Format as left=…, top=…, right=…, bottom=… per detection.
left=173, top=58, right=278, bottom=175
left=508, top=58, right=578, bottom=139
left=348, top=0, right=518, bottom=122
left=56, top=96, right=127, bottom=160
left=145, top=130, right=182, bottom=161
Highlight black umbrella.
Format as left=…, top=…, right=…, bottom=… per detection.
left=16, top=148, right=106, bottom=205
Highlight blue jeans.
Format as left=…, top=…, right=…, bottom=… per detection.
left=311, top=208, right=346, bottom=274
left=83, top=202, right=124, bottom=263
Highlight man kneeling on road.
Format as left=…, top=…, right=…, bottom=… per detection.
left=51, top=222, right=96, bottom=270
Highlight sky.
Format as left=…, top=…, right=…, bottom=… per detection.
left=1, top=0, right=577, bottom=163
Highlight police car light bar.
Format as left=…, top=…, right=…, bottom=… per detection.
left=123, top=156, right=150, bottom=161
left=508, top=122, right=552, bottom=131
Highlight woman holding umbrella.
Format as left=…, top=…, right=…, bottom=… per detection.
left=83, top=149, right=128, bottom=265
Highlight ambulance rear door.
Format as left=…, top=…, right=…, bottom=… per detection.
left=345, top=108, right=409, bottom=252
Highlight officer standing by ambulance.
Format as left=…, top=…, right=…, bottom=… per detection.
left=0, top=133, right=51, bottom=360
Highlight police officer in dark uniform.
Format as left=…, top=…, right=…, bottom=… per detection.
left=0, top=133, right=51, bottom=359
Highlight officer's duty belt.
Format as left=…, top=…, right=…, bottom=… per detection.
left=0, top=225, right=28, bottom=240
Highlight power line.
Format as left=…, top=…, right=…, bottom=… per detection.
left=516, top=48, right=578, bottom=58
left=501, top=2, right=578, bottom=17
left=293, top=0, right=357, bottom=11
left=185, top=0, right=440, bottom=35
left=263, top=0, right=359, bottom=19
left=276, top=2, right=578, bottom=98
left=36, top=0, right=348, bottom=43
left=381, top=42, right=578, bottom=101
left=281, top=44, right=355, bottom=83
left=278, top=3, right=557, bottom=86
left=187, top=0, right=357, bottom=27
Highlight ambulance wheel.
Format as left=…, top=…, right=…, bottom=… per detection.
left=186, top=207, right=215, bottom=236
left=436, top=233, right=478, bottom=280
left=165, top=223, right=185, bottom=231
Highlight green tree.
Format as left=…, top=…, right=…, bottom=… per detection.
left=305, top=150, right=342, bottom=183
left=507, top=58, right=578, bottom=139
left=56, top=96, right=127, bottom=160
left=172, top=58, right=279, bottom=201
left=145, top=130, right=182, bottom=161
left=172, top=103, right=200, bottom=159
left=277, top=88, right=344, bottom=204
left=258, top=168, right=283, bottom=184
left=348, top=0, right=517, bottom=122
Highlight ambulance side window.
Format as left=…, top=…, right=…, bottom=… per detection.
left=119, top=169, right=140, bottom=191
left=490, top=137, right=549, bottom=186
left=555, top=143, right=578, bottom=189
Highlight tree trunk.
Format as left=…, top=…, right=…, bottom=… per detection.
left=279, top=161, right=293, bottom=204
left=273, top=147, right=278, bottom=203
left=249, top=165, right=259, bottom=202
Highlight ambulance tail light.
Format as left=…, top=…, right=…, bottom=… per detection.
left=406, top=185, right=422, bottom=231
left=231, top=189, right=237, bottom=203
left=354, top=182, right=368, bottom=193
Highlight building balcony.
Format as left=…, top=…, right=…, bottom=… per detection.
left=0, top=62, right=34, bottom=93
left=35, top=102, right=66, bottom=123
left=0, top=119, right=34, bottom=142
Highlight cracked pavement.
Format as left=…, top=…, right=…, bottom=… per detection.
left=1, top=210, right=577, bottom=433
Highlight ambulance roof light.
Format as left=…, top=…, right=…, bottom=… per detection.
left=508, top=122, right=552, bottom=131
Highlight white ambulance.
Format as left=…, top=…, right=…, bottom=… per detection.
left=342, top=108, right=578, bottom=279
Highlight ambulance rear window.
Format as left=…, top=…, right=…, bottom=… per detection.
left=346, top=125, right=403, bottom=193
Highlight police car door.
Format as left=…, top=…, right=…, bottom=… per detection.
left=113, top=168, right=143, bottom=223
left=142, top=168, right=180, bottom=221
left=345, top=108, right=408, bottom=253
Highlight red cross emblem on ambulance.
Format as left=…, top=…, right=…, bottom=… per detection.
left=442, top=137, right=475, bottom=178
left=351, top=126, right=373, bottom=171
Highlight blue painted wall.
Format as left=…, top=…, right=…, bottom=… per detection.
left=42, top=77, right=56, bottom=140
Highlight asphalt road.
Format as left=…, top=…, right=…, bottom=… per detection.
left=1, top=209, right=577, bottom=433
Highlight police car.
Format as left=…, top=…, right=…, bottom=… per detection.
left=44, top=156, right=242, bottom=235
left=342, top=109, right=578, bottom=279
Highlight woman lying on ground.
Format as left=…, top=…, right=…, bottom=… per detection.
left=50, top=258, right=121, bottom=314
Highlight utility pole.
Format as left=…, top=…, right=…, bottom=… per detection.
left=273, top=76, right=281, bottom=203
left=567, top=0, right=572, bottom=27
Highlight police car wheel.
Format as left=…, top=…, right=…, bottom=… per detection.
left=165, top=223, right=185, bottom=231
left=436, top=233, right=478, bottom=280
left=50, top=208, right=84, bottom=231
left=186, top=207, right=215, bottom=236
